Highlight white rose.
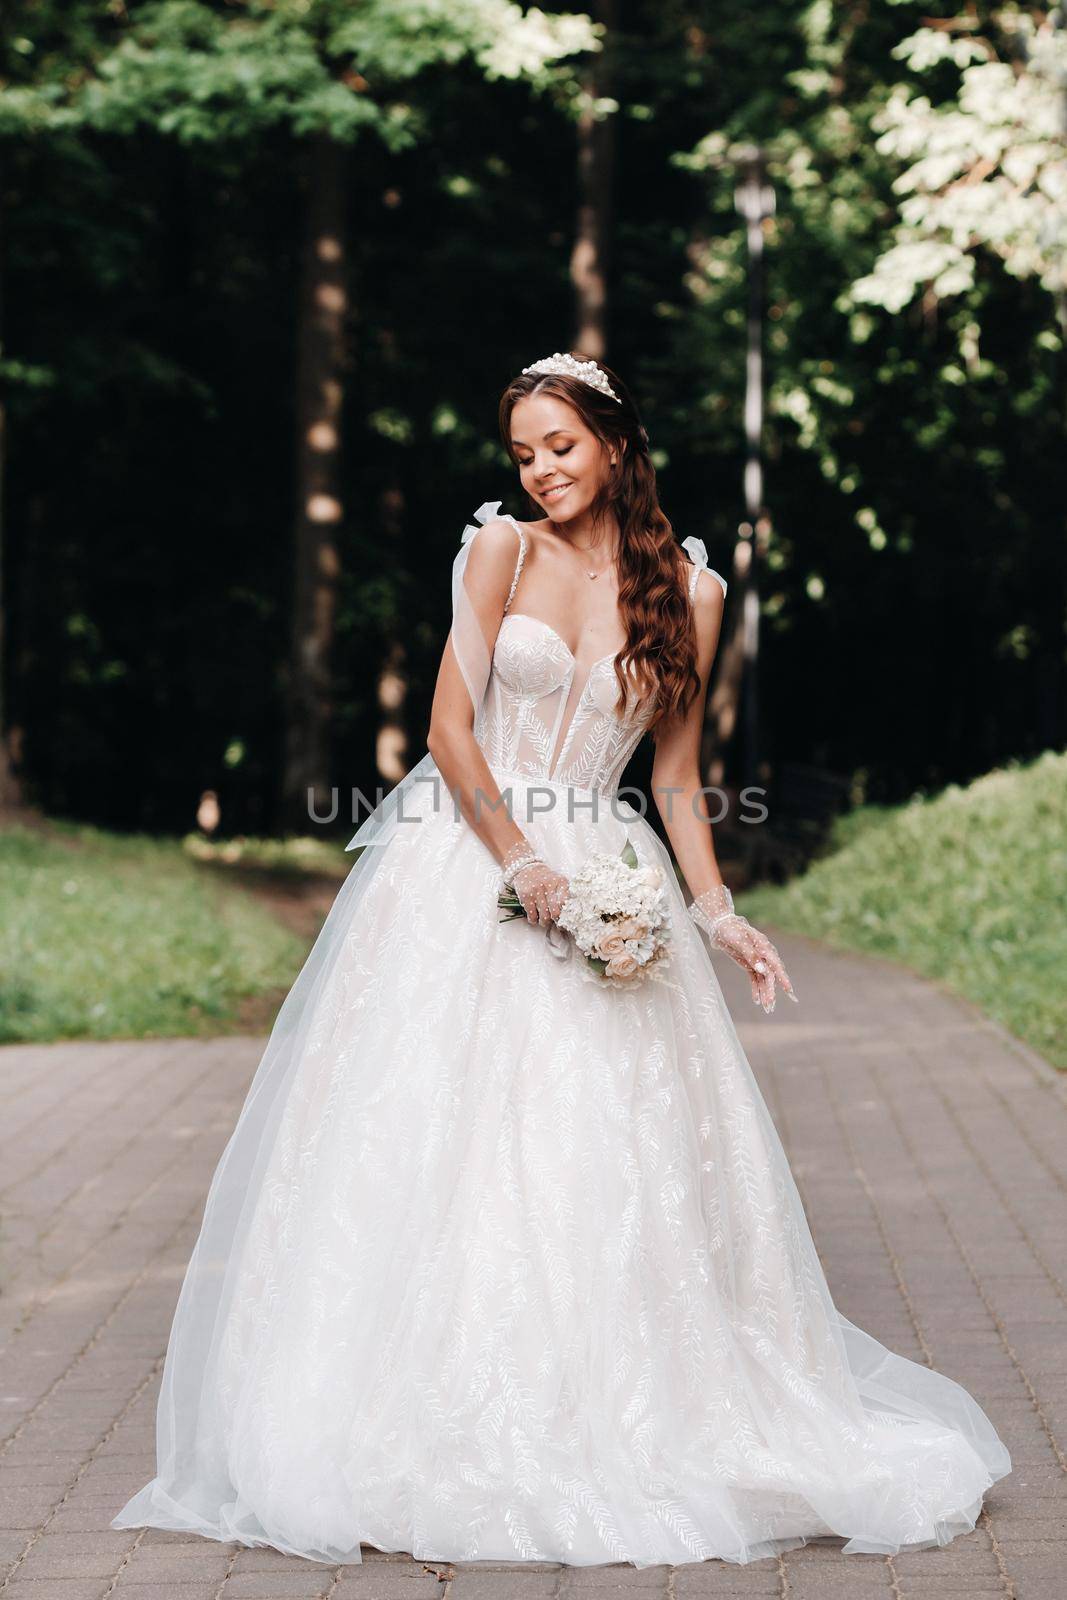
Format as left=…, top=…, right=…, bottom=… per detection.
left=606, top=951, right=639, bottom=979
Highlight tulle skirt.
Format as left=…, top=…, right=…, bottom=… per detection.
left=111, top=762, right=1010, bottom=1567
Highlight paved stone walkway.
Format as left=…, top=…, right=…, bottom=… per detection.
left=1, top=933, right=1064, bottom=1599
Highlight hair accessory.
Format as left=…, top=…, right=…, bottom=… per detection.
left=521, top=352, right=622, bottom=404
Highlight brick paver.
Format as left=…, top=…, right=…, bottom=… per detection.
left=1, top=933, right=1064, bottom=1599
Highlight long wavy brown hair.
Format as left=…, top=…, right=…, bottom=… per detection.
left=498, top=352, right=703, bottom=735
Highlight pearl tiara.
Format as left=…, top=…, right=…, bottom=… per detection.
left=521, top=351, right=622, bottom=404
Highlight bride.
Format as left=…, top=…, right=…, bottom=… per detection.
left=112, top=350, right=1010, bottom=1569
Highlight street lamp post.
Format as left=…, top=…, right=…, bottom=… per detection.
left=733, top=146, right=775, bottom=794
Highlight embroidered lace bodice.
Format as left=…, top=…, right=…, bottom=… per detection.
left=473, top=512, right=726, bottom=796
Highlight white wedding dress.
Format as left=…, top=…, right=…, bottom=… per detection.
left=112, top=501, right=1010, bottom=1569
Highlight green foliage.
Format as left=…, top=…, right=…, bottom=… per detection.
left=670, top=1, right=1065, bottom=800
left=184, top=829, right=351, bottom=879
left=740, top=749, right=1067, bottom=1069
left=0, top=822, right=306, bottom=1041
left=3, top=0, right=1064, bottom=834
left=5, top=0, right=599, bottom=146
left=851, top=9, right=1067, bottom=313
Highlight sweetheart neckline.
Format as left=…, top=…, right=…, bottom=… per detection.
left=495, top=611, right=637, bottom=782
left=500, top=611, right=621, bottom=673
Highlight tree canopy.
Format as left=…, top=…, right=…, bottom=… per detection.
left=3, top=0, right=1064, bottom=835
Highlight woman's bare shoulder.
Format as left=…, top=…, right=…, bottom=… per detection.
left=692, top=564, right=727, bottom=612
left=513, top=518, right=572, bottom=569
left=511, top=516, right=554, bottom=542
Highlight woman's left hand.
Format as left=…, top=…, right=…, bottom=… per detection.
left=708, top=917, right=796, bottom=1012
left=688, top=885, right=798, bottom=1012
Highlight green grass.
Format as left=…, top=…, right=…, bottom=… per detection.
left=1, top=821, right=322, bottom=1043
left=183, top=829, right=350, bottom=879
left=8, top=752, right=1064, bottom=1060
left=739, top=748, right=1067, bottom=1070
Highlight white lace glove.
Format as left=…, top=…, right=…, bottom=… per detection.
left=689, top=884, right=797, bottom=1013
left=500, top=840, right=570, bottom=929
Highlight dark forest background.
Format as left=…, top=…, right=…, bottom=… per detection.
left=3, top=0, right=1064, bottom=846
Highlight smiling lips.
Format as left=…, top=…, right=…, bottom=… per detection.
left=542, top=483, right=570, bottom=500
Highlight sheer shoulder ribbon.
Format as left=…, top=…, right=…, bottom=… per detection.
left=344, top=501, right=512, bottom=852
left=682, top=535, right=728, bottom=599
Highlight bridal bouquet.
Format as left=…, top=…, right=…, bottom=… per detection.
left=499, top=839, right=674, bottom=990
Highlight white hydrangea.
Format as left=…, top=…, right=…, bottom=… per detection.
left=556, top=840, right=674, bottom=990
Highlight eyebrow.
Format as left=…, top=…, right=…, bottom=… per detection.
left=511, top=428, right=574, bottom=448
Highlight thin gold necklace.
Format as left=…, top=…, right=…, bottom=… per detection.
left=547, top=515, right=616, bottom=579
left=568, top=537, right=615, bottom=581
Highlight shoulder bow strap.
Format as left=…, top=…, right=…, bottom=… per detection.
left=460, top=500, right=505, bottom=545
left=451, top=499, right=528, bottom=732
left=682, top=535, right=728, bottom=599
left=462, top=500, right=527, bottom=617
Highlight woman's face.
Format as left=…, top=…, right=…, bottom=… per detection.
left=510, top=392, right=613, bottom=522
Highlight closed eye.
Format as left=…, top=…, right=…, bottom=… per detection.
left=517, top=446, right=574, bottom=466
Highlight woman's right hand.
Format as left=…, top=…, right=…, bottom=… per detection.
left=511, top=858, right=570, bottom=928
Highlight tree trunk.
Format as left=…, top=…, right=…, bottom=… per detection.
left=282, top=136, right=348, bottom=832
left=570, top=0, right=618, bottom=358
left=0, top=170, right=25, bottom=813
left=0, top=411, right=21, bottom=815
left=374, top=480, right=411, bottom=788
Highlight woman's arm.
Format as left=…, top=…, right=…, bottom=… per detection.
left=426, top=520, right=568, bottom=928
left=651, top=568, right=795, bottom=1010
left=649, top=570, right=728, bottom=902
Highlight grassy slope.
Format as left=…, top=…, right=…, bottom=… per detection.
left=738, top=749, right=1066, bottom=1070
left=7, top=752, right=1063, bottom=1059
left=2, top=822, right=314, bottom=1042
